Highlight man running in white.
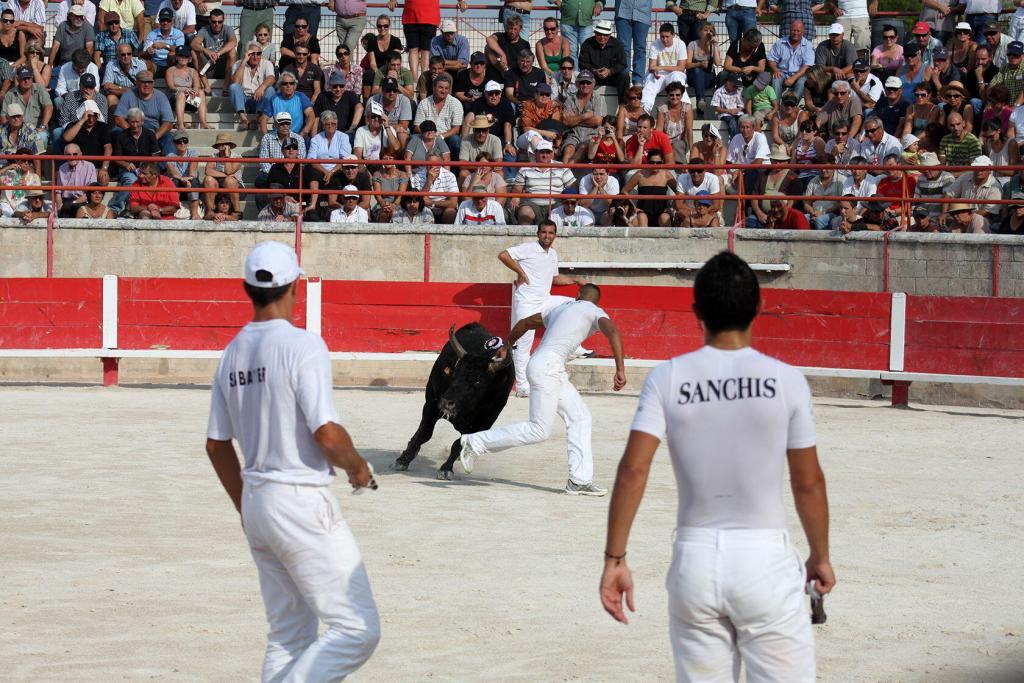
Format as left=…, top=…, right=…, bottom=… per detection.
left=205, top=241, right=380, bottom=682
left=600, top=252, right=835, bottom=682
left=499, top=219, right=588, bottom=398
left=460, top=284, right=626, bottom=496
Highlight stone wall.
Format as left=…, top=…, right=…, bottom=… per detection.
left=3, top=219, right=1022, bottom=296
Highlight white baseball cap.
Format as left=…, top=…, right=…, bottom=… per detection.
left=884, top=76, right=903, bottom=89
left=535, top=139, right=554, bottom=152
left=972, top=155, right=993, bottom=166
left=484, top=80, right=503, bottom=92
left=828, top=22, right=844, bottom=35
left=69, top=5, right=86, bottom=16
left=244, top=241, right=303, bottom=288
left=440, top=18, right=457, bottom=33
left=342, top=184, right=360, bottom=198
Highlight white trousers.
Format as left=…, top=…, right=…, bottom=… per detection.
left=642, top=70, right=687, bottom=113
left=242, top=480, right=381, bottom=683
left=510, top=293, right=574, bottom=392
left=465, top=348, right=594, bottom=484
left=666, top=528, right=814, bottom=683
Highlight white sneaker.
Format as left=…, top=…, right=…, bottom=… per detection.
left=564, top=479, right=607, bottom=496
left=514, top=389, right=530, bottom=398
left=569, top=346, right=596, bottom=360
left=459, top=435, right=479, bottom=474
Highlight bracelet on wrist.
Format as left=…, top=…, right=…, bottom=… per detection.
left=604, top=550, right=626, bottom=560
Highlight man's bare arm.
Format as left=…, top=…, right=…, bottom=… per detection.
left=314, top=422, right=374, bottom=488
left=509, top=312, right=545, bottom=345
left=599, top=316, right=627, bottom=390
left=552, top=274, right=586, bottom=286
left=498, top=249, right=529, bottom=285
left=788, top=445, right=836, bottom=594
left=206, top=438, right=243, bottom=513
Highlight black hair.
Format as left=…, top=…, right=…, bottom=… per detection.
left=538, top=219, right=556, bottom=232
left=243, top=280, right=292, bottom=307
left=384, top=50, right=401, bottom=64
left=209, top=7, right=224, bottom=17
left=693, top=252, right=760, bottom=334
left=578, top=283, right=601, bottom=302
left=429, top=54, right=445, bottom=66
left=659, top=22, right=675, bottom=34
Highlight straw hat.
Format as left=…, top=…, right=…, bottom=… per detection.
left=470, top=114, right=492, bottom=129
left=942, top=81, right=969, bottom=98
left=213, top=133, right=237, bottom=149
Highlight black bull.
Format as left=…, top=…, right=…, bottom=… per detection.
left=391, top=322, right=515, bottom=480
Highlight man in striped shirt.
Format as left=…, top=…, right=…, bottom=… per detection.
left=455, top=184, right=507, bottom=225
left=509, top=139, right=577, bottom=224
left=411, top=152, right=460, bottom=223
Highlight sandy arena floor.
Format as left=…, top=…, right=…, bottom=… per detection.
left=1, top=386, right=1022, bottom=682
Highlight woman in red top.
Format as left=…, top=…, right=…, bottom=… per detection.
left=586, top=116, right=625, bottom=166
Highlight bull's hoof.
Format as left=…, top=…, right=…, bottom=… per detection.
left=390, top=459, right=410, bottom=472
left=436, top=469, right=455, bottom=481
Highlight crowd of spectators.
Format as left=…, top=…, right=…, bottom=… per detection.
left=0, top=0, right=1021, bottom=234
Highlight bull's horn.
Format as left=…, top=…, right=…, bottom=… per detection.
left=448, top=325, right=467, bottom=359
left=488, top=348, right=514, bottom=373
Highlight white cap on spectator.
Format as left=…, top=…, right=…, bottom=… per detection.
left=274, top=111, right=292, bottom=123
left=901, top=133, right=919, bottom=149
left=884, top=76, right=903, bottom=89
left=535, top=140, right=553, bottom=151
left=244, top=241, right=303, bottom=288
left=955, top=21, right=971, bottom=31
left=369, top=100, right=384, bottom=117
left=484, top=80, right=503, bottom=92
left=972, top=155, right=993, bottom=166
left=920, top=152, right=940, bottom=166
left=6, top=101, right=24, bottom=117
left=69, top=5, right=85, bottom=16
left=828, top=22, right=844, bottom=35
left=342, top=185, right=360, bottom=197
left=440, top=18, right=457, bottom=33
left=77, top=99, right=105, bottom=123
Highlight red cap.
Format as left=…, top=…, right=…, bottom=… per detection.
left=912, top=21, right=931, bottom=35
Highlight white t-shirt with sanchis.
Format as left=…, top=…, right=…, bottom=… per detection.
left=650, top=38, right=688, bottom=76
left=630, top=346, right=816, bottom=530
left=507, top=240, right=558, bottom=304
left=207, top=319, right=339, bottom=486
left=537, top=299, right=607, bottom=364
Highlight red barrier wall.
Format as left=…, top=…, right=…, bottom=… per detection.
left=905, top=297, right=1024, bottom=378
left=0, top=278, right=102, bottom=348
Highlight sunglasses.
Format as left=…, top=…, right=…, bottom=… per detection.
left=280, top=81, right=296, bottom=85
left=377, top=23, right=389, bottom=28
left=628, top=95, right=641, bottom=100
left=248, top=51, right=260, bottom=57
left=544, top=26, right=558, bottom=32
left=915, top=92, right=929, bottom=98
left=174, top=138, right=189, bottom=143
left=255, top=32, right=269, bottom=37
left=864, top=127, right=881, bottom=134
left=295, top=23, right=308, bottom=28
left=884, top=34, right=896, bottom=39
left=296, top=51, right=309, bottom=56
left=338, top=50, right=350, bottom=56
left=1, top=18, right=14, bottom=23
left=210, top=19, right=223, bottom=24
left=559, top=65, right=573, bottom=70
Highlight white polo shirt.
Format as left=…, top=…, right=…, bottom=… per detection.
left=631, top=346, right=816, bottom=529
left=507, top=240, right=558, bottom=304
left=208, top=319, right=340, bottom=486
left=537, top=299, right=607, bottom=363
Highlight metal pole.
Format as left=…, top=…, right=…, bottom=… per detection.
left=992, top=244, right=1000, bottom=297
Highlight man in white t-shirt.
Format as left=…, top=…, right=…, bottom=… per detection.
left=460, top=285, right=627, bottom=495
left=641, top=22, right=688, bottom=112
left=676, top=157, right=723, bottom=220
left=726, top=115, right=770, bottom=193
left=600, top=251, right=835, bottom=681
left=498, top=220, right=587, bottom=397
left=579, top=167, right=620, bottom=225
left=550, top=187, right=596, bottom=228
left=455, top=184, right=506, bottom=225
left=205, top=241, right=380, bottom=681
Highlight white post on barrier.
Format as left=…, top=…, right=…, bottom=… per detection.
left=102, top=275, right=118, bottom=349
left=306, top=278, right=322, bottom=338
left=889, top=292, right=907, bottom=372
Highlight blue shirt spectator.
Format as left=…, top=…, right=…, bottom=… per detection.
left=430, top=31, right=470, bottom=70
left=114, top=82, right=174, bottom=131
left=261, top=90, right=313, bottom=130
left=143, top=25, right=184, bottom=66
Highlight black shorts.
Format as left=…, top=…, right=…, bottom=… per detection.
left=404, top=23, right=436, bottom=51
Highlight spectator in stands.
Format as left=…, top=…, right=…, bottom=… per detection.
left=0, top=102, right=41, bottom=173
left=551, top=57, right=578, bottom=105
left=939, top=111, right=982, bottom=170
left=723, top=28, right=766, bottom=88
left=508, top=140, right=576, bottom=224
left=322, top=44, right=361, bottom=99
left=466, top=80, right=517, bottom=171
left=307, top=110, right=354, bottom=193
left=576, top=168, right=617, bottom=226
left=625, top=113, right=675, bottom=166
left=370, top=51, right=414, bottom=101
left=945, top=202, right=988, bottom=232
left=454, top=51, right=499, bottom=106
left=191, top=8, right=235, bottom=95
left=260, top=72, right=314, bottom=137
left=95, top=12, right=141, bottom=65
left=255, top=112, right=305, bottom=203
left=0, top=10, right=18, bottom=67
left=768, top=19, right=813, bottom=101
left=266, top=138, right=304, bottom=200
left=678, top=191, right=722, bottom=227
left=874, top=76, right=909, bottom=135
left=928, top=47, right=956, bottom=90
left=455, top=184, right=506, bottom=225
left=364, top=16, right=403, bottom=87
left=686, top=22, right=719, bottom=115
left=236, top=0, right=273, bottom=60
left=913, top=151, right=955, bottom=217
left=584, top=115, right=626, bottom=165
left=414, top=72, right=463, bottom=159
left=330, top=185, right=370, bottom=223
left=282, top=41, right=323, bottom=102
left=823, top=118, right=858, bottom=171
left=50, top=5, right=95, bottom=76
left=982, top=118, right=1019, bottom=186
left=982, top=22, right=1009, bottom=69
left=675, top=157, right=724, bottom=220
left=965, top=45, right=998, bottom=105
left=641, top=23, right=688, bottom=113
left=62, top=100, right=111, bottom=183
left=802, top=164, right=852, bottom=229
left=203, top=132, right=242, bottom=215
left=13, top=187, right=50, bottom=222
left=712, top=73, right=744, bottom=139
left=315, top=71, right=362, bottom=137
left=204, top=192, right=239, bottom=222
left=367, top=76, right=410, bottom=147
left=55, top=72, right=107, bottom=149
left=257, top=185, right=300, bottom=222
left=895, top=44, right=931, bottom=104
left=550, top=187, right=596, bottom=228
left=560, top=70, right=604, bottom=163
left=353, top=101, right=399, bottom=160
left=486, top=14, right=529, bottom=73
left=503, top=49, right=546, bottom=107
left=336, top=156, right=372, bottom=211
left=7, top=0, right=43, bottom=45
left=410, top=151, right=458, bottom=223
left=460, top=152, right=506, bottom=205
left=128, top=161, right=179, bottom=219
left=157, top=0, right=195, bottom=41
left=431, top=19, right=469, bottom=79
left=393, top=192, right=433, bottom=223
left=2, top=65, right=50, bottom=131
left=991, top=40, right=1024, bottom=105
left=102, top=43, right=147, bottom=110
left=55, top=142, right=96, bottom=218
left=653, top=80, right=690, bottom=162
left=579, top=20, right=630, bottom=104
left=458, top=115, right=502, bottom=184
left=615, top=85, right=645, bottom=143
left=859, top=114, right=903, bottom=164
left=849, top=59, right=882, bottom=114
left=615, top=0, right=651, bottom=86
left=371, top=149, right=408, bottom=220
left=144, top=8, right=184, bottom=77
left=415, top=56, right=446, bottom=102
left=816, top=23, right=857, bottom=80
left=818, top=78, right=863, bottom=137
left=0, top=148, right=38, bottom=216
left=166, top=129, right=201, bottom=219
left=623, top=147, right=677, bottom=225
left=165, top=45, right=208, bottom=130
left=1000, top=194, right=1024, bottom=234
left=743, top=70, right=778, bottom=130
left=726, top=114, right=770, bottom=192
left=54, top=49, right=100, bottom=113
left=109, top=107, right=160, bottom=214
left=229, top=41, right=275, bottom=131
left=755, top=196, right=806, bottom=230
left=76, top=184, right=114, bottom=220
left=938, top=81, right=974, bottom=131
left=279, top=16, right=319, bottom=71
left=517, top=83, right=563, bottom=153
left=870, top=24, right=903, bottom=76
left=99, top=0, right=145, bottom=36
left=113, top=70, right=174, bottom=153
left=535, top=16, right=569, bottom=84
left=943, top=154, right=1001, bottom=226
